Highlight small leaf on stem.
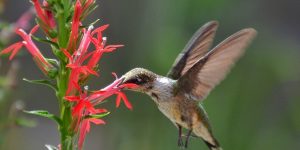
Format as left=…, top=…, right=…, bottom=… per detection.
left=24, top=110, right=62, bottom=125
left=23, top=78, right=58, bottom=91
left=84, top=112, right=110, bottom=119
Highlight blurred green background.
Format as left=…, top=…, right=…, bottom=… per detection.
left=1, top=0, right=300, bottom=150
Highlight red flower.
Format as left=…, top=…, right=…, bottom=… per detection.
left=42, top=1, right=56, bottom=28
left=65, top=84, right=107, bottom=150
left=87, top=73, right=138, bottom=109
left=67, top=0, right=82, bottom=52
left=31, top=0, right=55, bottom=36
left=0, top=25, right=56, bottom=77
left=88, top=24, right=124, bottom=69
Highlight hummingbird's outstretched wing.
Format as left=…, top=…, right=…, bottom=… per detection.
left=167, top=21, right=219, bottom=80
left=177, top=28, right=257, bottom=101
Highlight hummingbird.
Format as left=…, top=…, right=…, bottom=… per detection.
left=118, top=21, right=257, bottom=150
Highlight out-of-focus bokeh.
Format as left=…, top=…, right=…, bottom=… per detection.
left=1, top=0, right=300, bottom=150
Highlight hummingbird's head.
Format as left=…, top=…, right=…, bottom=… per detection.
left=119, top=68, right=158, bottom=92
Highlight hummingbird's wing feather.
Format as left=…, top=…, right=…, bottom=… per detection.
left=177, top=28, right=257, bottom=101
left=167, top=21, right=219, bottom=80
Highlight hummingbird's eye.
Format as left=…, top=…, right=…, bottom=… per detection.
left=125, top=77, right=144, bottom=85
left=133, top=77, right=143, bottom=84
left=136, top=77, right=142, bottom=83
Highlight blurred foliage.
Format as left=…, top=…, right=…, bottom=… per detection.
left=0, top=61, right=35, bottom=149
left=1, top=0, right=300, bottom=150
left=0, top=0, right=5, bottom=14
left=0, top=5, right=35, bottom=149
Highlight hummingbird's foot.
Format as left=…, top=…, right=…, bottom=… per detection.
left=178, top=137, right=184, bottom=148
left=177, top=125, right=185, bottom=148
left=184, top=129, right=193, bottom=148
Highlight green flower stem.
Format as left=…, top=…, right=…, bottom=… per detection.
left=56, top=62, right=73, bottom=150
left=54, top=1, right=74, bottom=149
left=57, top=10, right=69, bottom=48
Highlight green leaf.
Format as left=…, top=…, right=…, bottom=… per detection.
left=23, top=78, right=57, bottom=91
left=24, top=110, right=62, bottom=125
left=46, top=58, right=59, bottom=67
left=84, top=112, right=110, bottom=119
left=45, top=144, right=59, bottom=150
left=32, top=35, right=59, bottom=49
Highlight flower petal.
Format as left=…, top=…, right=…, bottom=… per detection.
left=94, top=108, right=108, bottom=114
left=89, top=118, right=106, bottom=125
left=0, top=42, right=23, bottom=60
left=30, top=24, right=40, bottom=35
left=65, top=96, right=80, bottom=102
left=115, top=93, right=122, bottom=108
left=119, top=92, right=133, bottom=110
left=91, top=24, right=109, bottom=36
left=78, top=120, right=89, bottom=150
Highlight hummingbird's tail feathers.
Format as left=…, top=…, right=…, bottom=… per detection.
left=203, top=138, right=222, bottom=150
left=210, top=147, right=223, bottom=150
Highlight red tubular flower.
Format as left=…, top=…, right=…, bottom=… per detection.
left=43, top=1, right=56, bottom=28
left=0, top=25, right=56, bottom=77
left=87, top=74, right=138, bottom=109
left=67, top=0, right=82, bottom=52
left=88, top=25, right=124, bottom=69
left=31, top=0, right=55, bottom=36
left=64, top=26, right=98, bottom=95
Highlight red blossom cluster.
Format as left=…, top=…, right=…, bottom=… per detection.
left=0, top=0, right=137, bottom=149
left=62, top=19, right=136, bottom=149
left=65, top=75, right=137, bottom=149
left=31, top=0, right=56, bottom=37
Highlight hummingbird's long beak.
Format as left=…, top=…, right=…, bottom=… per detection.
left=117, top=76, right=140, bottom=90
left=117, top=76, right=131, bottom=87
left=118, top=76, right=126, bottom=85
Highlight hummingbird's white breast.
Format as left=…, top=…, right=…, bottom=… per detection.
left=145, top=77, right=179, bottom=122
left=148, top=77, right=175, bottom=101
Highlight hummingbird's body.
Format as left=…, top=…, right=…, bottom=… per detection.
left=152, top=77, right=217, bottom=146
left=124, top=69, right=220, bottom=149
left=119, top=21, right=257, bottom=150
left=148, top=76, right=212, bottom=139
